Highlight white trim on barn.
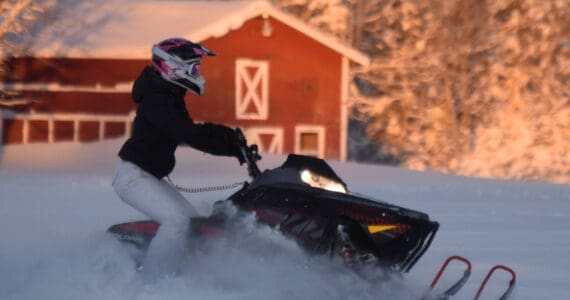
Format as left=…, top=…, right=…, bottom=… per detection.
left=0, top=108, right=3, bottom=144
left=235, top=59, right=269, bottom=120
left=0, top=82, right=133, bottom=93
left=244, top=126, right=283, bottom=154
left=294, top=125, right=325, bottom=158
left=0, top=109, right=134, bottom=144
left=340, top=56, right=350, bottom=161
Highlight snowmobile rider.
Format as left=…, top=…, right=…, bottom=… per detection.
left=113, top=38, right=245, bottom=279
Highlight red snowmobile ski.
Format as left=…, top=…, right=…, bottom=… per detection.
left=425, top=255, right=517, bottom=300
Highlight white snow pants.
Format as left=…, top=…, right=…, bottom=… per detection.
left=112, top=160, right=198, bottom=279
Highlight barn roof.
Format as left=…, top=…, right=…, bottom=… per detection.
left=24, top=0, right=370, bottom=66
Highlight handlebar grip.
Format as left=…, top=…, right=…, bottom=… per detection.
left=234, top=128, right=262, bottom=178
left=235, top=128, right=247, bottom=146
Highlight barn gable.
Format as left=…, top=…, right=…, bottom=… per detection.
left=19, top=0, right=369, bottom=66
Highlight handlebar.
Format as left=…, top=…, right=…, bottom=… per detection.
left=235, top=128, right=262, bottom=179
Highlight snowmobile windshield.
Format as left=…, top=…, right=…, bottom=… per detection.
left=300, top=169, right=347, bottom=193
left=281, top=154, right=347, bottom=191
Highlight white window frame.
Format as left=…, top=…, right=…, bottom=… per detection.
left=235, top=59, right=269, bottom=120
left=0, top=109, right=134, bottom=144
left=295, top=125, right=325, bottom=158
left=244, top=127, right=283, bottom=154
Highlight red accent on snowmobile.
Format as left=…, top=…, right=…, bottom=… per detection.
left=251, top=207, right=286, bottom=224
left=196, top=224, right=222, bottom=236
left=118, top=221, right=159, bottom=234
left=395, top=224, right=411, bottom=234
left=474, top=265, right=516, bottom=300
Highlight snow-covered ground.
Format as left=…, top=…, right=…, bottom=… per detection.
left=0, top=139, right=568, bottom=300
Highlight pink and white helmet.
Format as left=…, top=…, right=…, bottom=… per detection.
left=151, top=38, right=216, bottom=95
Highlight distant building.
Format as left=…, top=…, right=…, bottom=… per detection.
left=0, top=0, right=369, bottom=160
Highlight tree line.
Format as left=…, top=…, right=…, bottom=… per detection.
left=276, top=0, right=569, bottom=183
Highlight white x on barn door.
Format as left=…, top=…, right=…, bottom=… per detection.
left=235, top=59, right=269, bottom=120
left=245, top=127, right=283, bottom=154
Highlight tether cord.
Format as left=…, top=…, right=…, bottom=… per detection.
left=166, top=177, right=246, bottom=193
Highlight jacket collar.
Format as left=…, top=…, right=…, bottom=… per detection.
left=144, top=66, right=187, bottom=97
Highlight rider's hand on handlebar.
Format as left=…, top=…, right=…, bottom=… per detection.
left=231, top=127, right=246, bottom=165
left=236, top=149, right=246, bottom=165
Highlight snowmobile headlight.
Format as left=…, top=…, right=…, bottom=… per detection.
left=300, top=169, right=347, bottom=193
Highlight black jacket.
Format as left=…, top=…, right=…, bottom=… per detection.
left=118, top=66, right=239, bottom=178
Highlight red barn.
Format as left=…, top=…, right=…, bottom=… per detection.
left=0, top=0, right=369, bottom=160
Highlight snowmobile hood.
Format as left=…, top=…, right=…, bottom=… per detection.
left=245, top=154, right=432, bottom=223
left=281, top=154, right=346, bottom=187
left=229, top=154, right=439, bottom=273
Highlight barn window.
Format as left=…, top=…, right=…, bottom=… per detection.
left=295, top=125, right=325, bottom=158
left=244, top=127, right=283, bottom=154
left=235, top=59, right=269, bottom=120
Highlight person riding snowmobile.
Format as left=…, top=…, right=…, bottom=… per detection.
left=112, top=38, right=244, bottom=280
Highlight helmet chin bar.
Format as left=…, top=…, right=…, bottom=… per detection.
left=152, top=45, right=206, bottom=95
left=171, top=76, right=206, bottom=95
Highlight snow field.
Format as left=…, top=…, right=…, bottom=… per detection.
left=0, top=140, right=568, bottom=299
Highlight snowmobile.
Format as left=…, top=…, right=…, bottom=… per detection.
left=107, top=129, right=440, bottom=275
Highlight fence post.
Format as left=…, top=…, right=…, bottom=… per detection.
left=99, top=120, right=105, bottom=141
left=22, top=116, right=29, bottom=144
left=73, top=120, right=79, bottom=142
left=48, top=115, right=54, bottom=143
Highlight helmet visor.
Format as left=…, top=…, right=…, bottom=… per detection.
left=184, top=58, right=202, bottom=77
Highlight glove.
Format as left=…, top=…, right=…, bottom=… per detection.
left=218, top=126, right=246, bottom=165
left=236, top=148, right=246, bottom=165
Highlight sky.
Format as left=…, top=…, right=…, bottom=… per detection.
left=0, top=139, right=569, bottom=300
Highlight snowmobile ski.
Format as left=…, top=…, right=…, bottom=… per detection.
left=424, top=255, right=472, bottom=300
left=422, top=255, right=517, bottom=300
left=474, top=264, right=516, bottom=300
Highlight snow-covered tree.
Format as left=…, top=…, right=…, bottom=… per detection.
left=0, top=0, right=121, bottom=107
left=0, top=0, right=61, bottom=62
left=350, top=0, right=570, bottom=183
left=0, top=0, right=56, bottom=107
left=273, top=0, right=351, bottom=40
left=455, top=0, right=570, bottom=182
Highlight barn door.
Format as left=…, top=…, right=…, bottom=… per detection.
left=245, top=127, right=283, bottom=154
left=235, top=59, right=269, bottom=120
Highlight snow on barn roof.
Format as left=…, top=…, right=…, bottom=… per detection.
left=25, top=0, right=369, bottom=66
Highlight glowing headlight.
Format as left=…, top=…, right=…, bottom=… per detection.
left=300, top=169, right=347, bottom=193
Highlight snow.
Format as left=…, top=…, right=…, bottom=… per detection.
left=0, top=139, right=569, bottom=299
